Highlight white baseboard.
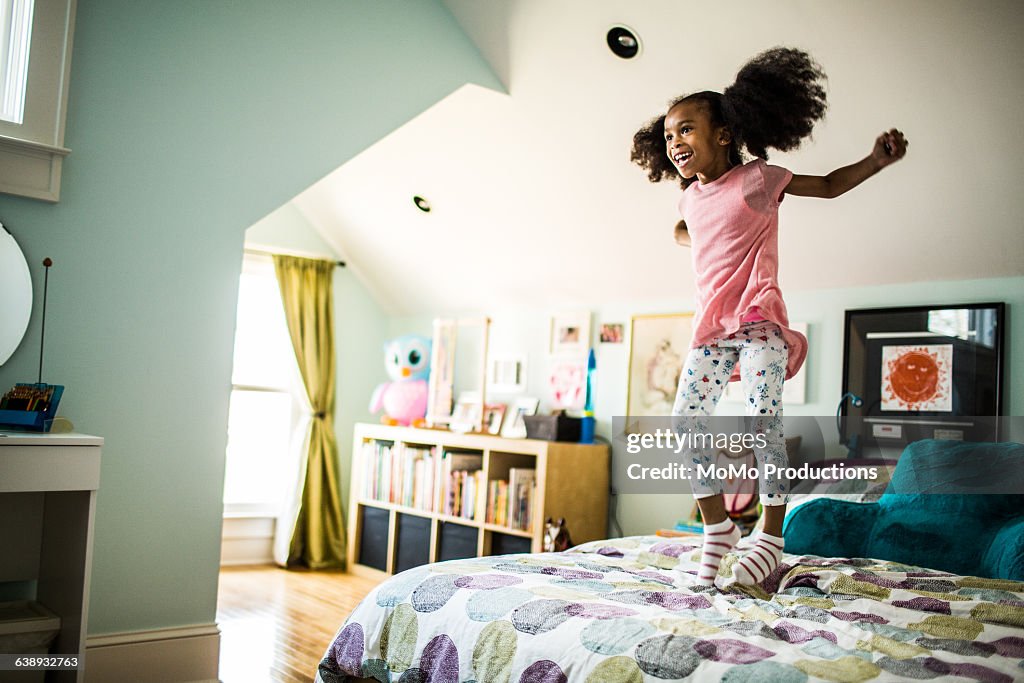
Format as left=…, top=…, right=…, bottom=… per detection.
left=86, top=624, right=220, bottom=683
left=220, top=516, right=275, bottom=566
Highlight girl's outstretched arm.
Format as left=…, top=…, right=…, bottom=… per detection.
left=674, top=219, right=691, bottom=247
left=785, top=129, right=908, bottom=199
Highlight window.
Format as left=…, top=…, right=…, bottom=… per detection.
left=0, top=0, right=34, bottom=124
left=223, top=254, right=302, bottom=517
left=0, top=0, right=75, bottom=202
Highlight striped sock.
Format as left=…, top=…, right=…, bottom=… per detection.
left=696, top=518, right=740, bottom=587
left=732, top=532, right=784, bottom=586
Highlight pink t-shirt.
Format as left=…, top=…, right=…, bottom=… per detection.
left=678, top=158, right=807, bottom=382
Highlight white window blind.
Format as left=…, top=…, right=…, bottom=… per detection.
left=0, top=0, right=34, bottom=124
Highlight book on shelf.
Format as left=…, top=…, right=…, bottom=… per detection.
left=441, top=449, right=483, bottom=520
left=485, top=467, right=536, bottom=531
left=360, top=440, right=439, bottom=511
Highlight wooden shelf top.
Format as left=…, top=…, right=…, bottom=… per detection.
left=354, top=422, right=605, bottom=456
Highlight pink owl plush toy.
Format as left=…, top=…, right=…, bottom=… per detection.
left=369, top=334, right=432, bottom=426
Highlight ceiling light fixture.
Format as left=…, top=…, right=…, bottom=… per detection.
left=607, top=25, right=641, bottom=59
left=413, top=196, right=431, bottom=213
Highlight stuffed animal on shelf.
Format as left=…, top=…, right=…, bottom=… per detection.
left=543, top=517, right=573, bottom=553
left=369, top=334, right=432, bottom=427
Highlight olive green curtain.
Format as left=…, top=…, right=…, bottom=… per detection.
left=272, top=255, right=345, bottom=569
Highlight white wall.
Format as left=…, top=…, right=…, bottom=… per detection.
left=389, top=275, right=1022, bottom=536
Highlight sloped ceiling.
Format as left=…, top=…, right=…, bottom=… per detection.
left=294, top=0, right=1024, bottom=316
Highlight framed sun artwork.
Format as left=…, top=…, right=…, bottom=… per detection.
left=840, top=303, right=1005, bottom=446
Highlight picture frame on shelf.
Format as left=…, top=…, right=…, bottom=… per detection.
left=426, top=318, right=457, bottom=426
left=501, top=396, right=540, bottom=439
left=626, top=312, right=694, bottom=418
left=483, top=403, right=506, bottom=435
left=549, top=312, right=591, bottom=355
left=449, top=391, right=483, bottom=434
left=426, top=317, right=491, bottom=432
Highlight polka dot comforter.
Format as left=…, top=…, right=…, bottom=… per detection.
left=316, top=535, right=1024, bottom=682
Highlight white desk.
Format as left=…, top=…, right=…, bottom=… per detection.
left=0, top=432, right=102, bottom=683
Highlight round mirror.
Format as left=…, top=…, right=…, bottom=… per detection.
left=0, top=224, right=32, bottom=366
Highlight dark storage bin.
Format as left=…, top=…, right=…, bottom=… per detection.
left=395, top=514, right=431, bottom=573
left=524, top=414, right=581, bottom=442
left=490, top=532, right=532, bottom=556
left=358, top=505, right=390, bottom=571
left=437, top=521, right=478, bottom=562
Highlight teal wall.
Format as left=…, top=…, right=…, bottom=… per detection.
left=245, top=204, right=339, bottom=260
left=0, top=1, right=500, bottom=635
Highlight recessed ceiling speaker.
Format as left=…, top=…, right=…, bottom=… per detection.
left=413, top=196, right=431, bottom=213
left=607, top=25, right=640, bottom=59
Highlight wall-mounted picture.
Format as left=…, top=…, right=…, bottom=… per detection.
left=722, top=321, right=808, bottom=405
left=880, top=343, right=953, bottom=411
left=547, top=356, right=587, bottom=411
left=501, top=396, right=540, bottom=439
left=626, top=313, right=694, bottom=418
left=841, top=302, right=1005, bottom=444
left=599, top=323, right=624, bottom=344
left=549, top=312, right=591, bottom=355
left=487, top=354, right=526, bottom=394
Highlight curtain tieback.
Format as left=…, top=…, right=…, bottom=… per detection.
left=313, top=411, right=326, bottom=419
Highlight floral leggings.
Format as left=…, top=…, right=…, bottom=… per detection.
left=671, top=320, right=790, bottom=505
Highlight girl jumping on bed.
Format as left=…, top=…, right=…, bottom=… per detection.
left=631, top=47, right=907, bottom=589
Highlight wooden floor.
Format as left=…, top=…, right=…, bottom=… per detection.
left=217, top=565, right=381, bottom=683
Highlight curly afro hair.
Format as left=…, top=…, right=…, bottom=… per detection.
left=631, top=47, right=828, bottom=187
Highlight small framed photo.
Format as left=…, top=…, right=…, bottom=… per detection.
left=483, top=403, right=506, bottom=435
left=550, top=312, right=591, bottom=355
left=501, top=396, right=540, bottom=439
left=488, top=354, right=527, bottom=394
left=599, top=323, right=624, bottom=344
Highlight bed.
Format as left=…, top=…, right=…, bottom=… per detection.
left=317, top=439, right=1024, bottom=682
left=315, top=533, right=1024, bottom=682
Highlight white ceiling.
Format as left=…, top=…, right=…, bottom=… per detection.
left=294, top=0, right=1024, bottom=316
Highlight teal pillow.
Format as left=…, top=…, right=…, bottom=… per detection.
left=783, top=499, right=877, bottom=558
left=985, top=518, right=1024, bottom=580
left=784, top=439, right=1024, bottom=579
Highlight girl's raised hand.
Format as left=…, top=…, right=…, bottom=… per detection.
left=872, top=128, right=908, bottom=168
